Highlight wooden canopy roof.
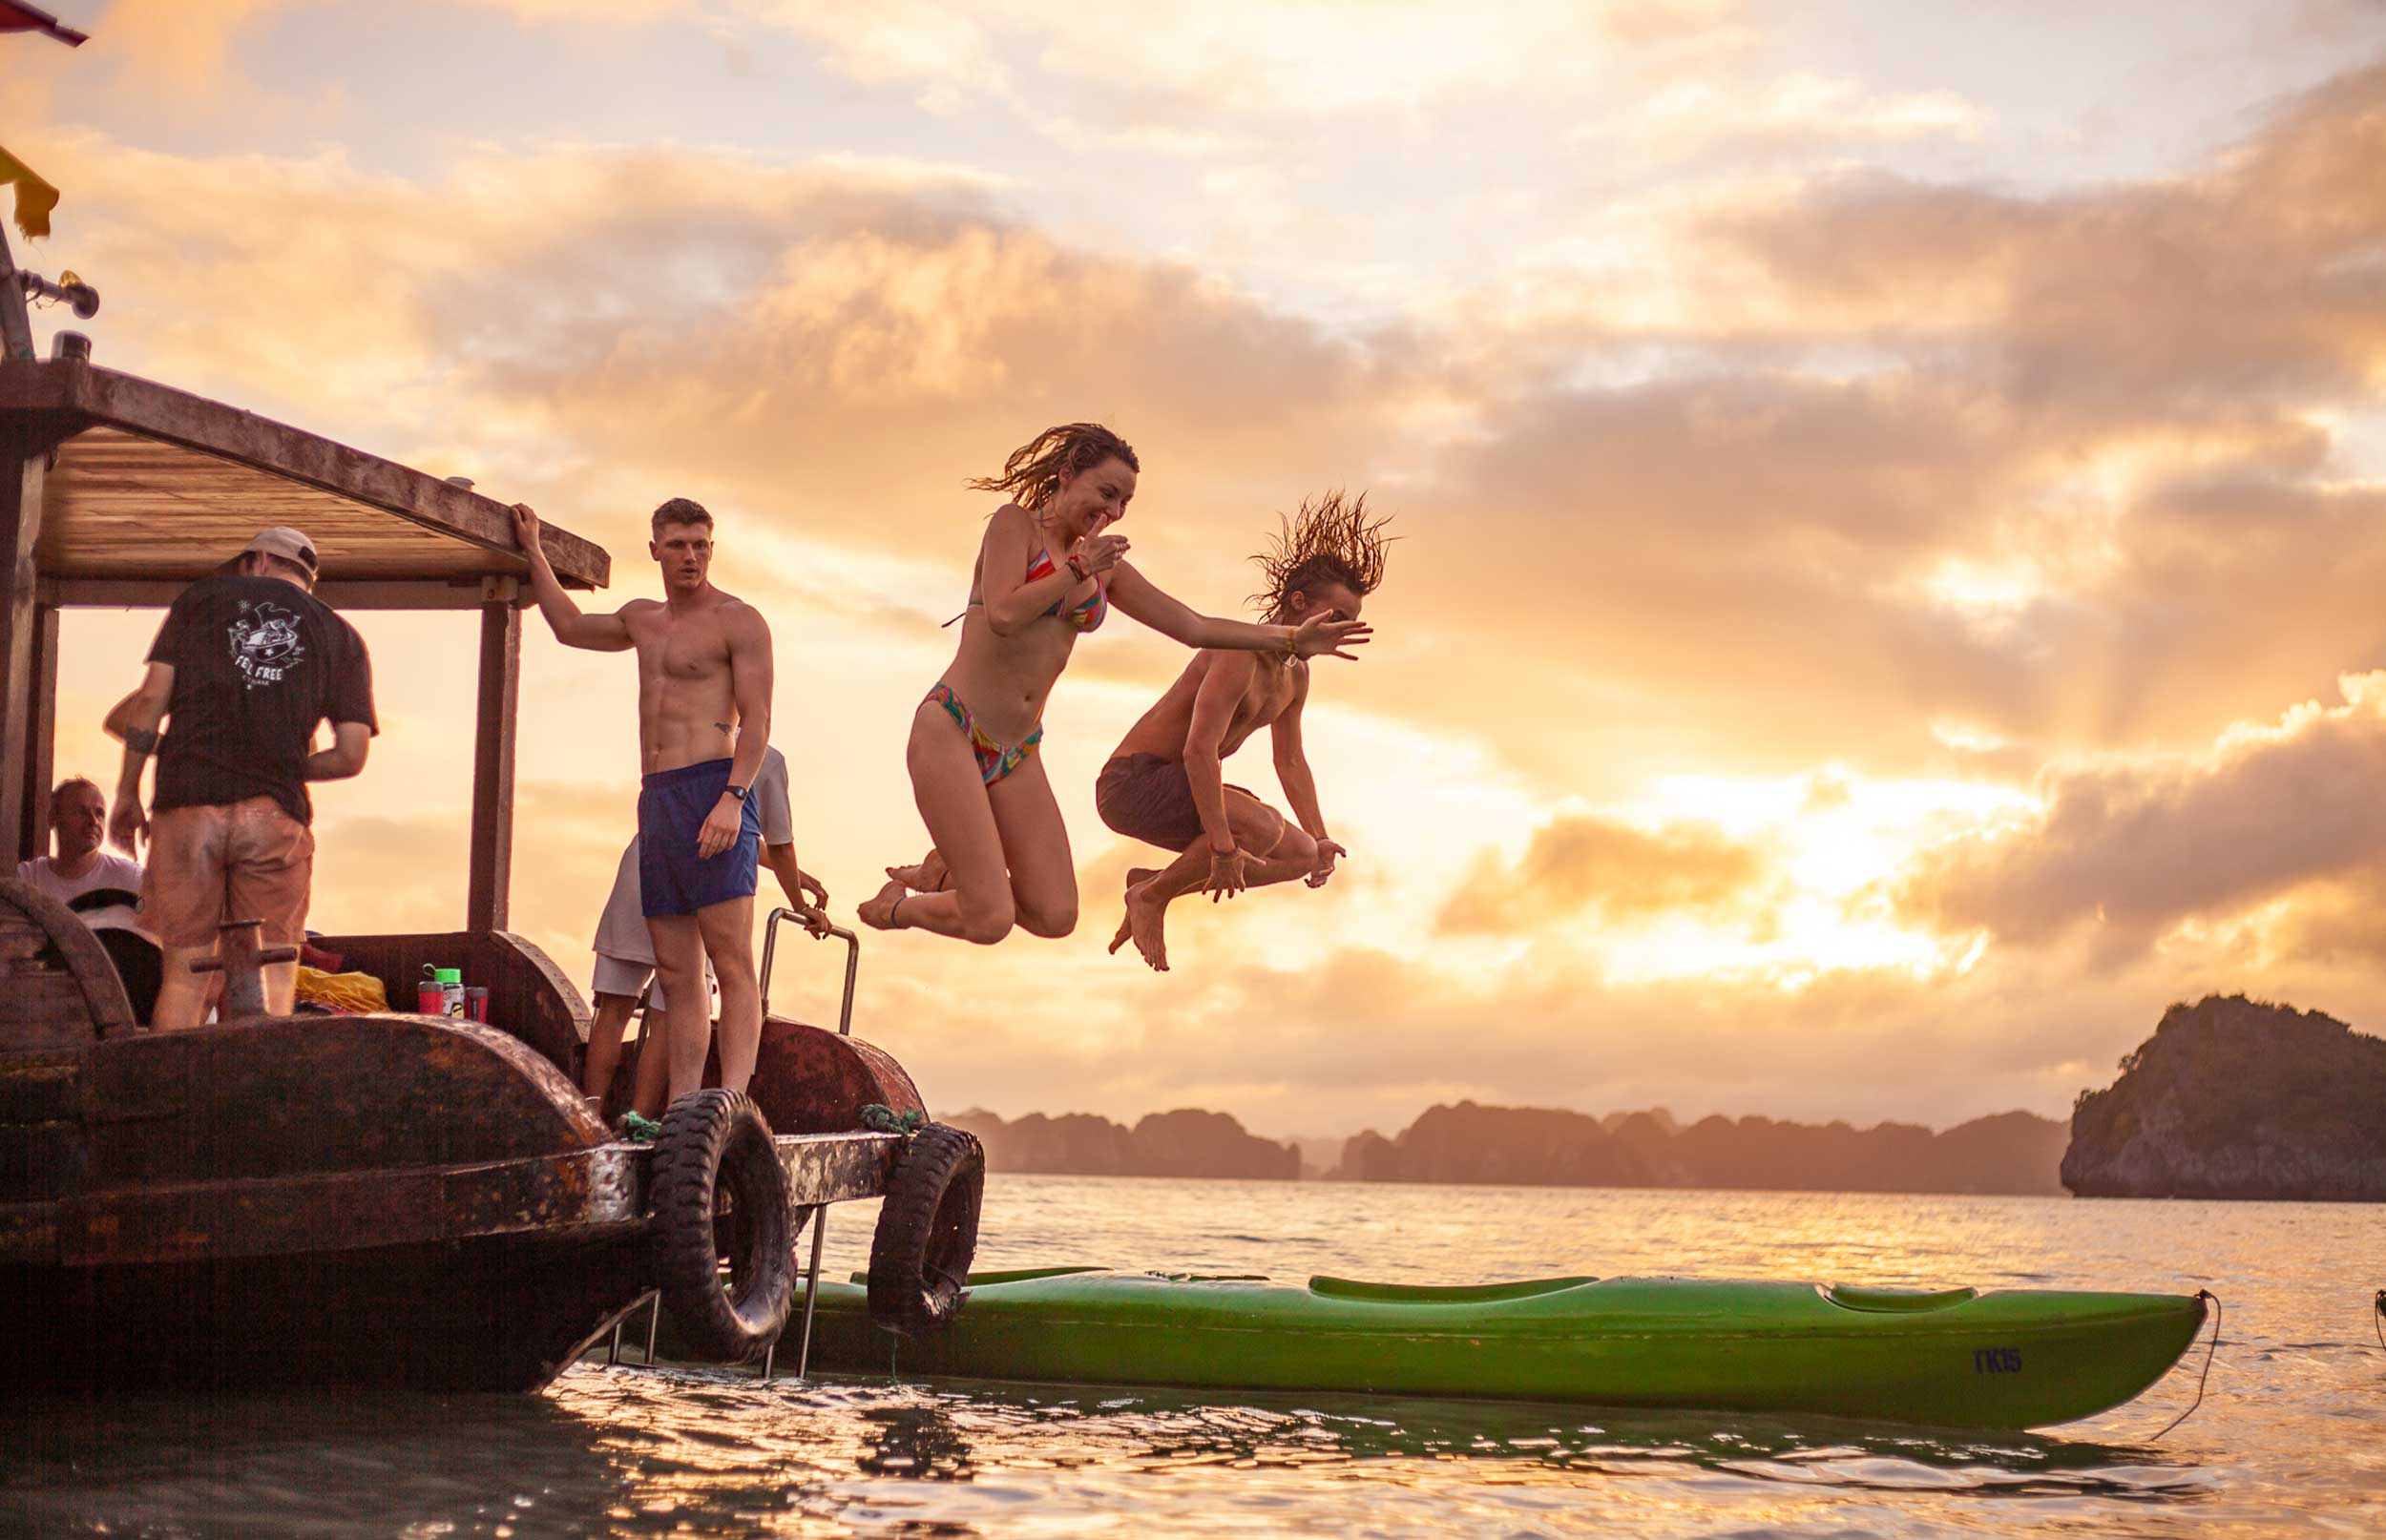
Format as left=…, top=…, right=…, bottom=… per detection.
left=1, top=361, right=608, bottom=608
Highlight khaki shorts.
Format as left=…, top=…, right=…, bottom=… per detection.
left=142, top=798, right=315, bottom=949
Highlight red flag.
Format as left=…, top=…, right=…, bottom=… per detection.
left=0, top=2, right=88, bottom=47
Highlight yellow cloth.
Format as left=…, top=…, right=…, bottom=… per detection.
left=293, top=966, right=389, bottom=1014
left=0, top=144, right=59, bottom=239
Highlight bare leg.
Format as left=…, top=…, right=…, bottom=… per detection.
left=151, top=943, right=216, bottom=1030
left=645, top=913, right=711, bottom=1105
left=989, top=755, right=1078, bottom=939
left=629, top=997, right=671, bottom=1118
left=1119, top=795, right=1316, bottom=971
left=698, top=893, right=761, bottom=1094
left=583, top=991, right=639, bottom=1101
left=861, top=702, right=1017, bottom=944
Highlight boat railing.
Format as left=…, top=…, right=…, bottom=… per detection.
left=760, top=905, right=857, bottom=1036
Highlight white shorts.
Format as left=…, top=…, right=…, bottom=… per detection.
left=590, top=952, right=715, bottom=1013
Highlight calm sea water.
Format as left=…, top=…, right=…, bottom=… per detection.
left=9, top=1176, right=2384, bottom=1538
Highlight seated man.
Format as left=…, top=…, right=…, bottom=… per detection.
left=582, top=741, right=828, bottom=1119
left=16, top=776, right=161, bottom=1021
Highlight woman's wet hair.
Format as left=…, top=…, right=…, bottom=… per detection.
left=1252, top=490, right=1392, bottom=614
left=969, top=424, right=1139, bottom=512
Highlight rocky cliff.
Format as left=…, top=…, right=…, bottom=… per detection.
left=946, top=1107, right=1299, bottom=1180
left=1336, top=1101, right=2067, bottom=1194
left=2062, top=994, right=2386, bottom=1199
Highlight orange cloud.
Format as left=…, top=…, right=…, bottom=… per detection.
left=1894, top=674, right=2386, bottom=954
left=1436, top=815, right=1767, bottom=935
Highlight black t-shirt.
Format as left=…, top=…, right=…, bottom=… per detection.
left=146, top=574, right=379, bottom=826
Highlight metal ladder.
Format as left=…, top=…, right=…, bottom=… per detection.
left=607, top=906, right=860, bottom=1382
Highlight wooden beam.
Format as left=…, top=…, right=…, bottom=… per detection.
left=0, top=430, right=45, bottom=864
left=40, top=576, right=530, bottom=612
left=20, top=601, right=56, bottom=863
left=467, top=599, right=520, bottom=932
left=0, top=362, right=610, bottom=590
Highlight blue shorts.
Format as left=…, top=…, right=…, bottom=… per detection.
left=638, top=758, right=761, bottom=918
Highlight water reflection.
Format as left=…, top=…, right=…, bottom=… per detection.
left=0, top=1366, right=2213, bottom=1539
left=816, top=1374, right=2210, bottom=1503
left=9, top=1180, right=2379, bottom=1538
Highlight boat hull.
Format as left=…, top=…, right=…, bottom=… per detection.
left=799, top=1268, right=2208, bottom=1429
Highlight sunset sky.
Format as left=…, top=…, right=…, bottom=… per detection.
left=9, top=0, right=2386, bottom=1140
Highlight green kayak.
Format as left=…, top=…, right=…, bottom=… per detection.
left=798, top=1266, right=2208, bottom=1429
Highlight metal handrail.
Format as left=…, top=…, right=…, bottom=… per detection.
left=760, top=906, right=857, bottom=1036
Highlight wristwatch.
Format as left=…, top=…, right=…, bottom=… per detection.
left=725, top=784, right=749, bottom=801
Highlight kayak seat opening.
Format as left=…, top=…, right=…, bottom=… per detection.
left=1308, top=1276, right=1597, bottom=1303
left=846, top=1265, right=1108, bottom=1287
left=1820, top=1283, right=1979, bottom=1313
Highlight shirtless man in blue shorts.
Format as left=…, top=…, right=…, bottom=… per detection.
left=514, top=498, right=775, bottom=1106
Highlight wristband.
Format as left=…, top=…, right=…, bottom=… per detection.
left=1066, top=551, right=1091, bottom=581
left=127, top=727, right=160, bottom=756
left=724, top=784, right=748, bottom=802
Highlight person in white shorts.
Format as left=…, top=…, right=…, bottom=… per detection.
left=582, top=742, right=827, bottom=1116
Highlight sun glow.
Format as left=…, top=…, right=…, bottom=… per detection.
left=1586, top=772, right=2036, bottom=987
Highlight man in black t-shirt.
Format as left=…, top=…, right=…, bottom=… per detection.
left=102, top=527, right=379, bottom=1028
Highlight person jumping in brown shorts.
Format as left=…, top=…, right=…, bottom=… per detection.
left=1098, top=492, right=1391, bottom=970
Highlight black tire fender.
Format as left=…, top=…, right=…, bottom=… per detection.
left=867, top=1123, right=985, bottom=1337
left=650, top=1089, right=796, bottom=1363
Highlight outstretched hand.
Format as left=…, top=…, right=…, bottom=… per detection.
left=1290, top=611, right=1373, bottom=660
left=1204, top=845, right=1249, bottom=903
left=1307, top=839, right=1347, bottom=888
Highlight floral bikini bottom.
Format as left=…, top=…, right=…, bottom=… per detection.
left=925, top=682, right=1044, bottom=785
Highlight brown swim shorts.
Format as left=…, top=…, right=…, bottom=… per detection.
left=1095, top=753, right=1259, bottom=853
left=142, top=796, right=315, bottom=948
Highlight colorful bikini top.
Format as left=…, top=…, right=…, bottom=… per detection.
left=952, top=546, right=1107, bottom=632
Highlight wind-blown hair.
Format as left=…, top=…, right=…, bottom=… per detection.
left=968, top=424, right=1139, bottom=512
left=1251, top=490, right=1392, bottom=615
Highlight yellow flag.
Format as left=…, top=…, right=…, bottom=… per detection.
left=0, top=144, right=61, bottom=239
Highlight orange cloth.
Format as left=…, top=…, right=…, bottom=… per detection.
left=293, top=967, right=388, bottom=1014
left=0, top=144, right=59, bottom=239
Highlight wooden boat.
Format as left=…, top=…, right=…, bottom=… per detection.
left=0, top=225, right=975, bottom=1391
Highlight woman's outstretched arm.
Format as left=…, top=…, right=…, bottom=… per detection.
left=1106, top=562, right=1372, bottom=659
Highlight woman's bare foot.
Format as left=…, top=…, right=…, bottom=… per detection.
left=859, top=878, right=910, bottom=931
left=1107, top=869, right=1159, bottom=955
left=885, top=848, right=949, bottom=892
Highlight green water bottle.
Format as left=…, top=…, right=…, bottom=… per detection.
left=431, top=966, right=465, bottom=1018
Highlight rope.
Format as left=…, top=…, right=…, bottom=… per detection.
left=2374, top=1289, right=2383, bottom=1352
left=2148, top=1290, right=2221, bottom=1441
left=862, top=1104, right=926, bottom=1138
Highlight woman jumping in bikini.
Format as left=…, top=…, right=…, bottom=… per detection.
left=860, top=423, right=1371, bottom=944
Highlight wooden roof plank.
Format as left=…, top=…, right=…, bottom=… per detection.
left=0, top=361, right=609, bottom=591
